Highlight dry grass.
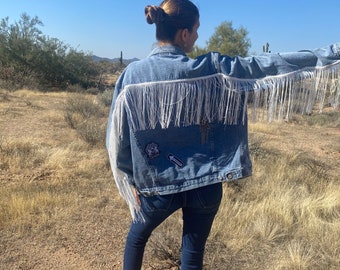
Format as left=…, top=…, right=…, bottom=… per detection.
left=143, top=113, right=340, bottom=269
left=0, top=89, right=339, bottom=269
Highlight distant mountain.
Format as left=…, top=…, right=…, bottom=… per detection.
left=92, top=55, right=139, bottom=65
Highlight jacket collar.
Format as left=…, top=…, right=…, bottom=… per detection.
left=148, top=45, right=186, bottom=57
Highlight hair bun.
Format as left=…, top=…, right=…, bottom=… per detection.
left=145, top=5, right=166, bottom=24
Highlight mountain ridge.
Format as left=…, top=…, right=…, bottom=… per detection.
left=92, top=55, right=139, bottom=64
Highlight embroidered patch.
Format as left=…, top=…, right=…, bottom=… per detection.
left=145, top=142, right=160, bottom=159
left=167, top=154, right=184, bottom=167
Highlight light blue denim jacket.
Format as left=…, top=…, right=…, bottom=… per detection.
left=107, top=44, right=340, bottom=197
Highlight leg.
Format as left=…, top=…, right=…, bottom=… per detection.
left=180, top=183, right=222, bottom=270
left=123, top=193, right=181, bottom=270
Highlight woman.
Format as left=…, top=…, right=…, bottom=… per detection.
left=106, top=0, right=340, bottom=269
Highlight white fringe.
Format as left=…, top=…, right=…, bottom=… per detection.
left=108, top=60, right=340, bottom=222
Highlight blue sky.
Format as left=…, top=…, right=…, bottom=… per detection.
left=1, top=0, right=339, bottom=59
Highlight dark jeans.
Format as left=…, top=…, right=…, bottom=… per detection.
left=123, top=182, right=223, bottom=270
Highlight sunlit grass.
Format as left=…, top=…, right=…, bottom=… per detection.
left=0, top=183, right=77, bottom=233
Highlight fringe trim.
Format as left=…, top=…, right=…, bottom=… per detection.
left=108, top=60, right=340, bottom=222
left=107, top=99, right=145, bottom=222
left=248, top=60, right=340, bottom=122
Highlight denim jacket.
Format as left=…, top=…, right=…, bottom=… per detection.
left=106, top=44, right=340, bottom=221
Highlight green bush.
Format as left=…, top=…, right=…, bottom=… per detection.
left=0, top=13, right=102, bottom=90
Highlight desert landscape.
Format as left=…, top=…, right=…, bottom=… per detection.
left=0, top=88, right=339, bottom=269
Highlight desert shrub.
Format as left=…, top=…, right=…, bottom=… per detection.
left=86, top=87, right=100, bottom=95
left=305, top=110, right=340, bottom=127
left=65, top=84, right=84, bottom=93
left=291, top=110, right=340, bottom=127
left=64, top=94, right=107, bottom=146
left=97, top=88, right=114, bottom=107
left=76, top=119, right=107, bottom=146
left=65, top=94, right=105, bottom=119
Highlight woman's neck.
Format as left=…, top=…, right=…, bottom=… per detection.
left=158, top=41, right=184, bottom=51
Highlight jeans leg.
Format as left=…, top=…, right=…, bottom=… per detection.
left=123, top=193, right=180, bottom=270
left=123, top=220, right=155, bottom=270
left=180, top=183, right=222, bottom=270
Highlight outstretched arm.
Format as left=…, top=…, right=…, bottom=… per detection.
left=216, top=43, right=340, bottom=79
left=208, top=43, right=340, bottom=122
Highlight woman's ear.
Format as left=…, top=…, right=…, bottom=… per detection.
left=174, top=28, right=190, bottom=51
left=181, top=28, right=190, bottom=43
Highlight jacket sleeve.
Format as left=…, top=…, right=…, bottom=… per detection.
left=106, top=72, right=134, bottom=185
left=209, top=43, right=340, bottom=122
left=106, top=71, right=125, bottom=150
left=216, top=43, right=340, bottom=79
left=106, top=83, right=144, bottom=221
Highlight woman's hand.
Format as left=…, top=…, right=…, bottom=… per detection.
left=132, top=187, right=141, bottom=206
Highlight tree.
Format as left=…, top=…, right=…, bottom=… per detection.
left=207, top=21, right=250, bottom=57
left=0, top=13, right=101, bottom=90
left=63, top=48, right=100, bottom=88
left=189, top=21, right=251, bottom=58
left=0, top=13, right=44, bottom=86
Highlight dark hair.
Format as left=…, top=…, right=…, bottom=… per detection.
left=145, top=0, right=199, bottom=43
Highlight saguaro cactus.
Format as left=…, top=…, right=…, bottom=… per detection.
left=120, top=51, right=123, bottom=66
left=263, top=42, right=270, bottom=53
